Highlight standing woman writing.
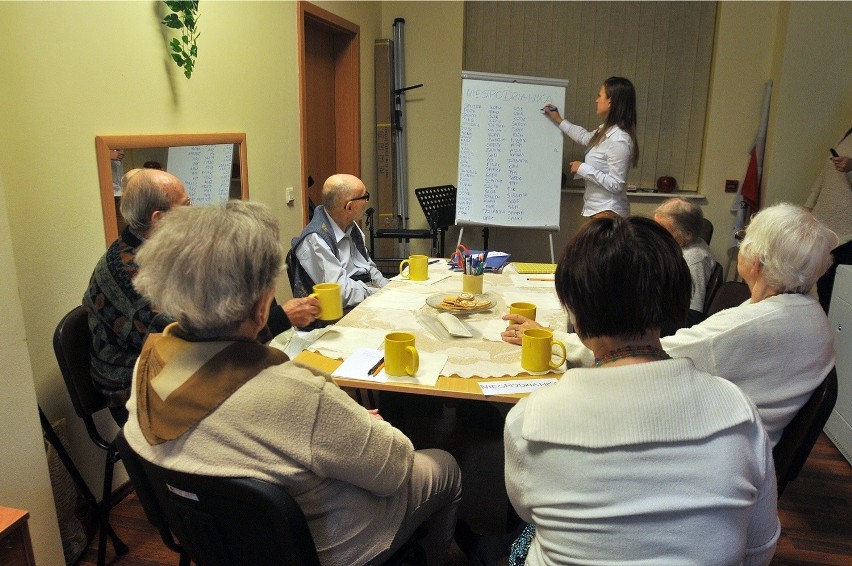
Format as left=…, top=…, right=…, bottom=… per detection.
left=544, top=76, right=639, bottom=219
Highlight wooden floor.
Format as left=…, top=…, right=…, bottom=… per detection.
left=79, top=432, right=851, bottom=566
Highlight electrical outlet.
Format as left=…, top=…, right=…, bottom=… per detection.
left=725, top=180, right=739, bottom=193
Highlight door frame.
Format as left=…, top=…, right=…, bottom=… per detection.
left=298, top=1, right=361, bottom=224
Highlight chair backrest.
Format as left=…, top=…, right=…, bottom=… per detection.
left=702, top=261, right=724, bottom=314
left=115, top=430, right=189, bottom=562
left=773, top=367, right=838, bottom=495
left=700, top=217, right=713, bottom=245
left=705, top=281, right=751, bottom=317
left=115, top=429, right=320, bottom=566
left=53, top=305, right=112, bottom=449
left=415, top=185, right=456, bottom=230
left=285, top=248, right=298, bottom=296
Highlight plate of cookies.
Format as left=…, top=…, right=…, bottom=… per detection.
left=426, top=292, right=495, bottom=313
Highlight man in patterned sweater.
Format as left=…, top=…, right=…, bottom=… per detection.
left=83, top=169, right=318, bottom=425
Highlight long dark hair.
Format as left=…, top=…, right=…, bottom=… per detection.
left=589, top=76, right=639, bottom=167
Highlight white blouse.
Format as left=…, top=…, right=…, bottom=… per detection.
left=559, top=120, right=633, bottom=217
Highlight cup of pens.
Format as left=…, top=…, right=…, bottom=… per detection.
left=462, top=252, right=486, bottom=294
left=462, top=274, right=484, bottom=294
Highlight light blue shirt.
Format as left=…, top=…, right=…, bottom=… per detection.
left=295, top=217, right=388, bottom=308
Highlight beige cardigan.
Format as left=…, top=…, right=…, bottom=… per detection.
left=124, top=353, right=414, bottom=566
left=805, top=129, right=852, bottom=245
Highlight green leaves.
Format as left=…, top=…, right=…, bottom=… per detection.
left=161, top=1, right=199, bottom=79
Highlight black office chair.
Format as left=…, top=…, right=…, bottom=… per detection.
left=285, top=248, right=298, bottom=296
left=702, top=261, right=724, bottom=314
left=114, top=430, right=191, bottom=566
left=52, top=305, right=129, bottom=566
left=700, top=217, right=714, bottom=245
left=705, top=281, right=751, bottom=317
left=369, top=184, right=457, bottom=261
left=115, top=429, right=426, bottom=566
left=773, top=367, right=838, bottom=496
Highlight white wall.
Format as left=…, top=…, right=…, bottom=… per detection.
left=0, top=172, right=64, bottom=565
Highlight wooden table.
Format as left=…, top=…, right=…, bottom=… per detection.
left=0, top=507, right=35, bottom=566
left=295, top=261, right=569, bottom=403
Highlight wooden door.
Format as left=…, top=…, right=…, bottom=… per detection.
left=299, top=2, right=360, bottom=223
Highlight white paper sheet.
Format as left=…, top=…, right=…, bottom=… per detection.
left=509, top=273, right=556, bottom=288
left=332, top=348, right=386, bottom=382
left=307, top=327, right=386, bottom=357
left=364, top=288, right=432, bottom=311
left=377, top=351, right=448, bottom=387
left=478, top=378, right=558, bottom=396
left=391, top=272, right=452, bottom=285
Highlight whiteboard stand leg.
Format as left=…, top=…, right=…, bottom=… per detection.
left=549, top=232, right=555, bottom=264
left=457, top=227, right=464, bottom=249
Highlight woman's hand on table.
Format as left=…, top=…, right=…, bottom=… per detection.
left=501, top=313, right=544, bottom=345
left=282, top=297, right=321, bottom=328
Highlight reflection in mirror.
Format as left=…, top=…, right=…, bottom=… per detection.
left=95, top=133, right=248, bottom=246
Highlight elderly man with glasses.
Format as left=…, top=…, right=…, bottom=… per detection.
left=292, top=173, right=389, bottom=308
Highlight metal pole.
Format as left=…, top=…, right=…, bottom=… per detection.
left=392, top=18, right=409, bottom=230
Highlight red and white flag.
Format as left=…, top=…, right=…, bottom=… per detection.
left=731, top=81, right=772, bottom=244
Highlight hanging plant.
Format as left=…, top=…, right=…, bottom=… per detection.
left=161, top=1, right=200, bottom=79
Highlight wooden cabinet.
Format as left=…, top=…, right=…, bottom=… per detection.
left=0, top=506, right=35, bottom=566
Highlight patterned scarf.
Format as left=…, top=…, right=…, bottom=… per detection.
left=135, top=323, right=288, bottom=445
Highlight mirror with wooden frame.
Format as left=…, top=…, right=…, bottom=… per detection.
left=95, top=133, right=249, bottom=246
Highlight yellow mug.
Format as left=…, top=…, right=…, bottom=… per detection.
left=509, top=302, right=537, bottom=320
left=385, top=332, right=419, bottom=377
left=521, top=328, right=566, bottom=372
left=400, top=255, right=428, bottom=281
left=309, top=282, right=343, bottom=321
left=462, top=274, right=484, bottom=295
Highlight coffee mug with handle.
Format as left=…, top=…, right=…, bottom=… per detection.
left=521, top=328, right=566, bottom=372
left=310, top=282, right=343, bottom=321
left=385, top=331, right=419, bottom=376
left=399, top=254, right=428, bottom=281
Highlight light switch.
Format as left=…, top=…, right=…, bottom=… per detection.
left=285, top=187, right=294, bottom=204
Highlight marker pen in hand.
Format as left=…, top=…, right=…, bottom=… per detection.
left=541, top=104, right=558, bottom=113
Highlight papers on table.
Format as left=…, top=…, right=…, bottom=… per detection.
left=364, top=288, right=433, bottom=311
left=509, top=273, right=556, bottom=288
left=331, top=348, right=448, bottom=387
left=307, top=327, right=386, bottom=357
left=332, top=348, right=386, bottom=382
left=390, top=272, right=452, bottom=285
left=478, top=378, right=557, bottom=396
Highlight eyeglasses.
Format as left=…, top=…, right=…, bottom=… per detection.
left=734, top=229, right=746, bottom=245
left=348, top=191, right=370, bottom=205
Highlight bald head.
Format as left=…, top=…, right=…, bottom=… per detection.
left=119, top=169, right=188, bottom=235
left=322, top=174, right=366, bottom=211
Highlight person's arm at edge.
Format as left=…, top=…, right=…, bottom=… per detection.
left=503, top=400, right=535, bottom=524
left=743, top=425, right=781, bottom=566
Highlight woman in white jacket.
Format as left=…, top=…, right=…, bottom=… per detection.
left=503, top=216, right=779, bottom=565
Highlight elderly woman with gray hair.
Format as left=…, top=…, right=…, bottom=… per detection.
left=503, top=202, right=837, bottom=447
left=654, top=197, right=716, bottom=325
left=123, top=201, right=461, bottom=566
